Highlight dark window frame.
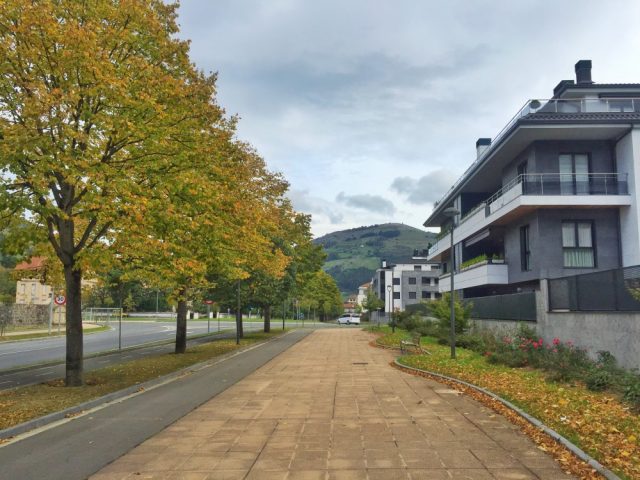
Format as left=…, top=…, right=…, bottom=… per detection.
left=558, top=152, right=592, bottom=195
left=408, top=292, right=417, bottom=300
left=392, top=277, right=400, bottom=286
left=393, top=292, right=400, bottom=299
left=520, top=224, right=531, bottom=271
left=561, top=220, right=596, bottom=269
left=408, top=277, right=417, bottom=285
left=421, top=291, right=429, bottom=299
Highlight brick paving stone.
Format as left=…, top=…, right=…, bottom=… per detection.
left=90, top=329, right=578, bottom=480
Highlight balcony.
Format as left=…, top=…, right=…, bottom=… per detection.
left=432, top=98, right=640, bottom=210
left=428, top=172, right=630, bottom=261
left=438, top=261, right=509, bottom=292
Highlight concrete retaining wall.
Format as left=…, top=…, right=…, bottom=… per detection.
left=470, top=281, right=640, bottom=371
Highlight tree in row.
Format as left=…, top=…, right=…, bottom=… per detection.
left=0, top=0, right=340, bottom=386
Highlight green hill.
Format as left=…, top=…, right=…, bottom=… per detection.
left=314, top=223, right=437, bottom=295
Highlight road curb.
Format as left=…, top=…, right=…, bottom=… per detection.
left=393, top=359, right=621, bottom=480
left=0, top=330, right=300, bottom=443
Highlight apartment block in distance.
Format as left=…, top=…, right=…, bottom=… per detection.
left=425, top=60, right=640, bottom=298
left=371, top=252, right=440, bottom=314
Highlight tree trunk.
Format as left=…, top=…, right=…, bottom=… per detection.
left=235, top=308, right=244, bottom=339
left=263, top=304, right=271, bottom=333
left=175, top=294, right=188, bottom=354
left=235, top=281, right=243, bottom=339
left=64, top=264, right=84, bottom=386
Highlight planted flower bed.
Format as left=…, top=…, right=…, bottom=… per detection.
left=371, top=326, right=640, bottom=479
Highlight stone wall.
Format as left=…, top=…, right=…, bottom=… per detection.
left=0, top=304, right=50, bottom=328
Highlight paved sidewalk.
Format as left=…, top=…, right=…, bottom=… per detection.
left=92, top=329, right=575, bottom=480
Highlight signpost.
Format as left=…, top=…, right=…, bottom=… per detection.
left=205, top=300, right=213, bottom=333
left=52, top=293, right=66, bottom=335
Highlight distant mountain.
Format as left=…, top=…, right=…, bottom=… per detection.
left=314, top=223, right=437, bottom=295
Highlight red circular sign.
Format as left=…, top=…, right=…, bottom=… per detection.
left=204, top=300, right=214, bottom=305
left=54, top=294, right=66, bottom=306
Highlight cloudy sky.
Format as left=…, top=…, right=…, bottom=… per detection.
left=177, top=0, right=640, bottom=237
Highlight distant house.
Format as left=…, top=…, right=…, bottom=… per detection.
left=14, top=257, right=52, bottom=305
left=14, top=257, right=97, bottom=305
left=356, top=282, right=371, bottom=309
left=343, top=295, right=358, bottom=314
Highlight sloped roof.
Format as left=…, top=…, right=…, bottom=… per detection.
left=14, top=257, right=46, bottom=271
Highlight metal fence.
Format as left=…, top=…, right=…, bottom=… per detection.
left=549, top=265, right=640, bottom=312
left=464, top=292, right=537, bottom=322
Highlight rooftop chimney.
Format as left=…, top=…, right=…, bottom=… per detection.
left=575, top=59, right=593, bottom=84
left=382, top=259, right=387, bottom=268
left=476, top=138, right=491, bottom=158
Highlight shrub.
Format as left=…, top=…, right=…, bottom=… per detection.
left=428, top=292, right=472, bottom=336
left=585, top=369, right=614, bottom=391
left=623, top=378, right=640, bottom=412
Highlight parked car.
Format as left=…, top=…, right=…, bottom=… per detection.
left=337, top=313, right=361, bottom=325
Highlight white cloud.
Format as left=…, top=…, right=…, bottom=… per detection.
left=178, top=0, right=640, bottom=234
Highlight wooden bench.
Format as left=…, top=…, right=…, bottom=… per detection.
left=400, top=332, right=429, bottom=355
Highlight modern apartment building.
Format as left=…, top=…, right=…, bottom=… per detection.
left=425, top=60, right=640, bottom=298
left=371, top=256, right=440, bottom=313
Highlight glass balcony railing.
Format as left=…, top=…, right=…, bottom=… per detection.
left=429, top=172, right=629, bottom=257
left=433, top=97, right=640, bottom=208
left=485, top=172, right=628, bottom=206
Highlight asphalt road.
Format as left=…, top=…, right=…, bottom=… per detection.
left=0, top=329, right=312, bottom=480
left=0, top=321, right=332, bottom=390
left=0, top=320, right=253, bottom=371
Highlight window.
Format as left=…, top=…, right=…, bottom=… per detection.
left=413, top=265, right=422, bottom=271
left=408, top=277, right=416, bottom=285
left=562, top=221, right=595, bottom=268
left=520, top=225, right=531, bottom=271
left=392, top=277, right=400, bottom=285
left=421, top=276, right=429, bottom=284
left=559, top=154, right=589, bottom=194
left=393, top=292, right=400, bottom=299
left=434, top=278, right=439, bottom=285
left=421, top=291, right=429, bottom=299
left=408, top=292, right=417, bottom=299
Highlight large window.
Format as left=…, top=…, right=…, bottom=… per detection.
left=408, top=292, right=417, bottom=299
left=559, top=153, right=589, bottom=194
left=520, top=225, right=531, bottom=271
left=393, top=292, right=400, bottom=299
left=421, top=291, right=429, bottom=299
left=408, top=277, right=416, bottom=285
left=392, top=277, right=400, bottom=285
left=421, top=276, right=429, bottom=284
left=562, top=221, right=595, bottom=268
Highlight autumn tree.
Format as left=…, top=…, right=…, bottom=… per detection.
left=299, top=270, right=343, bottom=321
left=117, top=136, right=292, bottom=352
left=0, top=0, right=222, bottom=385
left=246, top=210, right=325, bottom=333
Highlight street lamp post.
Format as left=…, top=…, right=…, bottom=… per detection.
left=443, top=206, right=460, bottom=359
left=386, top=284, right=392, bottom=330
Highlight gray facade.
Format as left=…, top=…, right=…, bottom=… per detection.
left=503, top=208, right=621, bottom=285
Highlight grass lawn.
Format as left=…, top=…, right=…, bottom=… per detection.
left=0, top=324, right=110, bottom=342
left=370, top=326, right=639, bottom=480
left=0, top=330, right=284, bottom=432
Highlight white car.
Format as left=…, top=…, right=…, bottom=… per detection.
left=337, top=314, right=361, bottom=325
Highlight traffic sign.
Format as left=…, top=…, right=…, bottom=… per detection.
left=54, top=294, right=66, bottom=306
left=204, top=300, right=214, bottom=305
